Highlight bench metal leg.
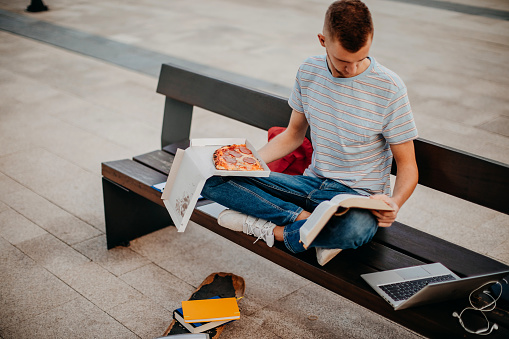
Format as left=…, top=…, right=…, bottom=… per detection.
left=161, top=97, right=193, bottom=148
left=102, top=178, right=172, bottom=249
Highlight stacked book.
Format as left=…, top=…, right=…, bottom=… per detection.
left=173, top=296, right=240, bottom=334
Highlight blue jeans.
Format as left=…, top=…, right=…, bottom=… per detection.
left=201, top=172, right=378, bottom=253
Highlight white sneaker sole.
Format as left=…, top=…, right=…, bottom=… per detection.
left=316, top=248, right=342, bottom=266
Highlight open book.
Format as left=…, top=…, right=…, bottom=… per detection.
left=299, top=194, right=394, bottom=248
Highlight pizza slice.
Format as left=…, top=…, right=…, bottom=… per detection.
left=213, top=144, right=264, bottom=171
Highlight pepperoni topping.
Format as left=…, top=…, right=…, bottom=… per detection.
left=243, top=157, right=257, bottom=164
left=228, top=150, right=242, bottom=158
left=239, top=146, right=252, bottom=155
left=223, top=155, right=237, bottom=164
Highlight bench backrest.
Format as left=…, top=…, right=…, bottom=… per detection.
left=157, top=63, right=509, bottom=215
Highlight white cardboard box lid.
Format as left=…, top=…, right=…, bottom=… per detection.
left=162, top=138, right=270, bottom=232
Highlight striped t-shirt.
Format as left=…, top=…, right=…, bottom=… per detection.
left=289, top=55, right=418, bottom=196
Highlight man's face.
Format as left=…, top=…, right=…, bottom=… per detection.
left=318, top=33, right=372, bottom=78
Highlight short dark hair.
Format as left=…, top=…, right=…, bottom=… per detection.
left=324, top=0, right=374, bottom=52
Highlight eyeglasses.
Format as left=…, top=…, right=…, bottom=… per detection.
left=452, top=278, right=506, bottom=335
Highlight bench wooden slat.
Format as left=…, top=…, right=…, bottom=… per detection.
left=352, top=241, right=425, bottom=270
left=157, top=63, right=292, bottom=132
left=102, top=159, right=166, bottom=206
left=395, top=138, right=509, bottom=215
left=375, top=223, right=508, bottom=277
left=133, top=150, right=175, bottom=175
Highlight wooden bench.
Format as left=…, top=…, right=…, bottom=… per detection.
left=102, top=63, right=509, bottom=338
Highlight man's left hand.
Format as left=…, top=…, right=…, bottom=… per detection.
left=369, top=194, right=399, bottom=227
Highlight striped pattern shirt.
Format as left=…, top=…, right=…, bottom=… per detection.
left=289, top=55, right=418, bottom=196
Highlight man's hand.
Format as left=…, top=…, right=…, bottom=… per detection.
left=370, top=194, right=399, bottom=227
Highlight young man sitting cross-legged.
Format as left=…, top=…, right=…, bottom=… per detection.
left=201, top=0, right=418, bottom=266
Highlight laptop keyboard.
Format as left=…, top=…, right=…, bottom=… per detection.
left=379, top=274, right=457, bottom=301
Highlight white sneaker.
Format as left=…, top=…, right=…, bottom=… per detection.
left=316, top=248, right=342, bottom=266
left=217, top=209, right=276, bottom=247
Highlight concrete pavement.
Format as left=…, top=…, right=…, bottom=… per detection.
left=1, top=0, right=508, bottom=338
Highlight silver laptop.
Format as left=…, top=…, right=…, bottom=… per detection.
left=361, top=263, right=509, bottom=310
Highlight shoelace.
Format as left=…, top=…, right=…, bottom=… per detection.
left=244, top=219, right=274, bottom=244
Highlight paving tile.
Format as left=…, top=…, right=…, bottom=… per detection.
left=29, top=117, right=136, bottom=175
left=16, top=233, right=90, bottom=277
left=0, top=200, right=9, bottom=213
left=248, top=283, right=423, bottom=339
left=463, top=77, right=509, bottom=109
left=227, top=256, right=310, bottom=317
left=48, top=98, right=160, bottom=156
left=128, top=221, right=219, bottom=265
left=219, top=313, right=283, bottom=339
left=5, top=44, right=111, bottom=95
left=107, top=294, right=172, bottom=339
left=0, top=184, right=101, bottom=245
left=413, top=98, right=501, bottom=128
left=73, top=235, right=151, bottom=277
left=0, top=76, right=78, bottom=116
left=0, top=208, right=47, bottom=244
left=0, top=234, right=22, bottom=259
left=2, top=297, right=139, bottom=339
left=445, top=213, right=509, bottom=256
left=414, top=113, right=509, bottom=164
left=0, top=133, right=32, bottom=159
left=0, top=65, right=60, bottom=104
left=0, top=172, right=21, bottom=196
left=399, top=184, right=499, bottom=227
left=59, top=261, right=142, bottom=311
left=0, top=148, right=105, bottom=230
left=155, top=232, right=244, bottom=288
left=191, top=107, right=267, bottom=149
left=0, top=238, right=78, bottom=331
left=0, top=99, right=137, bottom=175
left=119, top=263, right=195, bottom=312
left=478, top=116, right=509, bottom=137
left=140, top=223, right=310, bottom=315
left=489, top=238, right=509, bottom=265
left=78, top=78, right=163, bottom=124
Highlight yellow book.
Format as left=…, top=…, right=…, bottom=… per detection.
left=181, top=297, right=240, bottom=323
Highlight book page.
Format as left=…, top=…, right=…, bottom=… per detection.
left=330, top=194, right=393, bottom=211
left=299, top=194, right=393, bottom=247
left=330, top=193, right=366, bottom=205
left=299, top=200, right=338, bottom=248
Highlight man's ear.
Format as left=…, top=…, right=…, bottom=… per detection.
left=317, top=33, right=326, bottom=47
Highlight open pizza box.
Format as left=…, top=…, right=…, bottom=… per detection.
left=161, top=138, right=270, bottom=232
